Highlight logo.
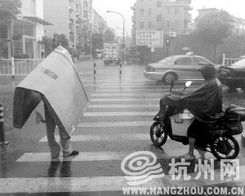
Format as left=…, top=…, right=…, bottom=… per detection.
left=121, top=151, right=165, bottom=186
left=220, top=159, right=240, bottom=181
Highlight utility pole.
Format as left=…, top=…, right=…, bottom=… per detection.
left=9, top=19, right=15, bottom=77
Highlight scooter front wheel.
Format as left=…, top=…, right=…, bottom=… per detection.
left=210, top=135, right=240, bottom=160
left=150, top=121, right=168, bottom=147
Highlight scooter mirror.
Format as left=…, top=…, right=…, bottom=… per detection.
left=169, top=80, right=175, bottom=93
left=185, top=81, right=192, bottom=88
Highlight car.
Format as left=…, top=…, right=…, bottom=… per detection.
left=218, top=58, right=245, bottom=90
left=144, top=55, right=216, bottom=84
left=104, top=57, right=121, bottom=65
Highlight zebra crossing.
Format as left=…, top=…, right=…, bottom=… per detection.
left=1, top=69, right=244, bottom=195
left=0, top=77, right=168, bottom=194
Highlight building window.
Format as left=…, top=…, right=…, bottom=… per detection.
left=156, top=15, right=162, bottom=22
left=175, top=20, right=179, bottom=27
left=148, top=22, right=152, bottom=28
left=157, top=1, right=162, bottom=8
left=140, top=22, right=144, bottom=29
left=167, top=8, right=171, bottom=14
left=83, top=1, right=88, bottom=9
left=175, top=8, right=178, bottom=14
left=140, top=8, right=144, bottom=15
left=148, top=8, right=152, bottom=15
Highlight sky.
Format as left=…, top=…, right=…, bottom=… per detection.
left=93, top=0, right=245, bottom=36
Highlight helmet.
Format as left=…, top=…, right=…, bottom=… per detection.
left=198, top=64, right=216, bottom=80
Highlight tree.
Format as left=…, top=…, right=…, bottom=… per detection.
left=41, top=36, right=53, bottom=57
left=92, top=33, right=103, bottom=57
left=0, top=0, right=22, bottom=23
left=41, top=34, right=69, bottom=57
left=104, top=29, right=115, bottom=43
left=194, top=10, right=235, bottom=62
left=0, top=0, right=21, bottom=57
left=52, top=34, right=69, bottom=49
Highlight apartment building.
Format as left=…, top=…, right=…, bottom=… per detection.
left=1, top=0, right=51, bottom=58
left=131, top=0, right=192, bottom=46
left=93, top=9, right=107, bottom=34
left=43, top=0, right=93, bottom=49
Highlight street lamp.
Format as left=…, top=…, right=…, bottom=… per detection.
left=106, top=10, right=125, bottom=63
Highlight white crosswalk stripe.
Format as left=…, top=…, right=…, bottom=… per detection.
left=91, top=93, right=162, bottom=97
left=87, top=104, right=158, bottom=109
left=39, top=133, right=149, bottom=142
left=90, top=98, right=159, bottom=102
left=16, top=147, right=216, bottom=163
left=84, top=111, right=156, bottom=116
left=17, top=152, right=136, bottom=162
left=94, top=89, right=165, bottom=93
left=78, top=121, right=151, bottom=127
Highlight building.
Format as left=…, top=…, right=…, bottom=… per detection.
left=43, top=0, right=93, bottom=50
left=92, top=9, right=106, bottom=34
left=197, top=8, right=219, bottom=18
left=43, top=0, right=76, bottom=48
left=197, top=8, right=245, bottom=35
left=0, top=0, right=52, bottom=58
left=131, top=0, right=192, bottom=47
left=77, top=0, right=93, bottom=52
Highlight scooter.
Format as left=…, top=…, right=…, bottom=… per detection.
left=150, top=81, right=245, bottom=159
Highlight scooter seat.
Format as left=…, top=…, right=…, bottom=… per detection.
left=225, top=104, right=245, bottom=113
left=225, top=104, right=245, bottom=121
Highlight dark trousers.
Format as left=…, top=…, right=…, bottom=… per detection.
left=188, top=119, right=207, bottom=148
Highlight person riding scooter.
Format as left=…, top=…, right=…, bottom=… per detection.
left=155, top=64, right=223, bottom=160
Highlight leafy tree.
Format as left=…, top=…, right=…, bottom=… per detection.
left=92, top=33, right=103, bottom=57
left=194, top=10, right=235, bottom=62
left=0, top=0, right=22, bottom=23
left=41, top=34, right=69, bottom=57
left=52, top=34, right=69, bottom=49
left=41, top=36, right=53, bottom=57
left=0, top=0, right=21, bottom=57
left=103, top=28, right=115, bottom=43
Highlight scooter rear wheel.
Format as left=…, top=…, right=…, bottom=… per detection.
left=210, top=135, right=239, bottom=160
left=150, top=121, right=168, bottom=147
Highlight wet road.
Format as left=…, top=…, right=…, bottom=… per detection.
left=1, top=60, right=245, bottom=196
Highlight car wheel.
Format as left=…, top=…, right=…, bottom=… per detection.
left=163, top=73, right=177, bottom=85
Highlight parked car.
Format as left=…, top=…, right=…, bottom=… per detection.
left=218, top=58, right=245, bottom=90
left=144, top=55, right=217, bottom=84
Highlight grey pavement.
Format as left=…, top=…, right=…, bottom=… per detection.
left=0, top=60, right=245, bottom=196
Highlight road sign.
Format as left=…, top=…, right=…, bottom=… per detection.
left=169, top=32, right=177, bottom=38
left=136, top=30, right=164, bottom=48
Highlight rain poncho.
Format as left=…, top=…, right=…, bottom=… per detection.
left=13, top=46, right=88, bottom=133
left=165, top=78, right=222, bottom=123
